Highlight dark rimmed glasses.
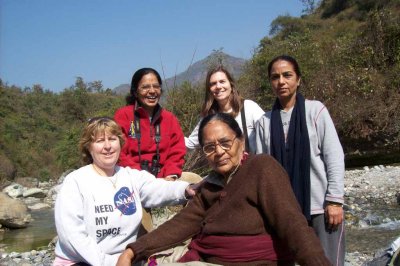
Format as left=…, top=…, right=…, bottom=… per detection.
left=202, top=137, right=237, bottom=156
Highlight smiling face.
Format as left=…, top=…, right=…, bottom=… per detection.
left=202, top=120, right=244, bottom=178
left=136, top=73, right=162, bottom=114
left=89, top=131, right=121, bottom=175
left=269, top=59, right=301, bottom=107
left=209, top=71, right=233, bottom=107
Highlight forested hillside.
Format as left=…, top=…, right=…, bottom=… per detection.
left=1, top=0, right=400, bottom=184
left=0, top=79, right=124, bottom=185
left=239, top=0, right=400, bottom=164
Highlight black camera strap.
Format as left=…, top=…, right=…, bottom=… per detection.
left=132, top=107, right=161, bottom=175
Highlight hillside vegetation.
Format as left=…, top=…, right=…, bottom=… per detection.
left=240, top=0, right=400, bottom=162
left=1, top=0, right=400, bottom=184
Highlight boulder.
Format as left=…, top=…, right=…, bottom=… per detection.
left=14, top=177, right=39, bottom=188
left=28, top=203, right=50, bottom=210
left=0, top=192, right=32, bottom=228
left=58, top=169, right=75, bottom=185
left=3, top=183, right=24, bottom=198
left=22, top=188, right=46, bottom=198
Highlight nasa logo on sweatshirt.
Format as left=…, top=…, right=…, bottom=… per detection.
left=114, top=187, right=136, bottom=215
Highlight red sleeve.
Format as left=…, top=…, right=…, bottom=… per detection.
left=162, top=114, right=186, bottom=177
left=114, top=106, right=141, bottom=169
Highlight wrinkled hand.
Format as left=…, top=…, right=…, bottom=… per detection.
left=164, top=175, right=178, bottom=181
left=325, top=204, right=344, bottom=231
left=116, top=248, right=134, bottom=266
left=185, top=180, right=206, bottom=198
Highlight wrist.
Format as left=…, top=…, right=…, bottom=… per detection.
left=327, top=201, right=343, bottom=207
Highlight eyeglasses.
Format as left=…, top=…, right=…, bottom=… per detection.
left=138, top=84, right=162, bottom=93
left=202, top=137, right=237, bottom=155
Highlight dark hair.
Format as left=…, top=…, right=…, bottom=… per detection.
left=267, top=55, right=302, bottom=80
left=198, top=113, right=243, bottom=147
left=201, top=65, right=243, bottom=118
left=126, top=68, right=163, bottom=105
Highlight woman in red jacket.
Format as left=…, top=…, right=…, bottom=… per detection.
left=114, top=68, right=186, bottom=180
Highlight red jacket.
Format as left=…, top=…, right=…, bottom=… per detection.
left=114, top=104, right=186, bottom=178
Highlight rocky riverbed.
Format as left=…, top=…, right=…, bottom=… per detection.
left=0, top=165, right=399, bottom=266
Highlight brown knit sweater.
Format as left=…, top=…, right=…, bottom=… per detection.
left=128, top=154, right=331, bottom=266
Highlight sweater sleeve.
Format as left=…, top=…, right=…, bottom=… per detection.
left=254, top=155, right=331, bottom=265
left=185, top=119, right=201, bottom=150
left=162, top=115, right=186, bottom=177
left=133, top=169, right=189, bottom=207
left=55, top=175, right=118, bottom=266
left=315, top=104, right=345, bottom=204
left=127, top=192, right=206, bottom=261
left=114, top=107, right=140, bottom=169
left=254, top=113, right=270, bottom=155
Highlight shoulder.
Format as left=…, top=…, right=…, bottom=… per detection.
left=305, top=99, right=330, bottom=120
left=60, top=165, right=92, bottom=187
left=257, top=111, right=272, bottom=124
left=305, top=99, right=326, bottom=112
left=244, top=99, right=263, bottom=110
left=160, top=108, right=177, bottom=119
left=242, top=154, right=288, bottom=182
left=115, top=105, right=134, bottom=115
left=160, top=109, right=182, bottom=124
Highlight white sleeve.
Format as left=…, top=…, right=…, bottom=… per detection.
left=244, top=100, right=265, bottom=152
left=55, top=176, right=116, bottom=266
left=132, top=169, right=189, bottom=208
left=185, top=119, right=201, bottom=150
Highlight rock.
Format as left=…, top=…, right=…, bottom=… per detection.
left=22, top=188, right=46, bottom=198
left=13, top=177, right=39, bottom=188
left=3, top=183, right=24, bottom=198
left=28, top=203, right=50, bottom=210
left=58, top=169, right=75, bottom=185
left=23, top=197, right=41, bottom=205
left=0, top=192, right=32, bottom=229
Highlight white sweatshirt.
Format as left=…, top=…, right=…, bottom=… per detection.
left=54, top=165, right=188, bottom=266
left=185, top=99, right=265, bottom=153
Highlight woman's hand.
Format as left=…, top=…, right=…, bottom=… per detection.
left=164, top=175, right=178, bottom=181
left=325, top=204, right=344, bottom=231
left=116, top=248, right=135, bottom=266
left=185, top=180, right=205, bottom=198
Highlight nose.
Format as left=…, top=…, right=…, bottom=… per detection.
left=214, top=144, right=225, bottom=155
left=278, top=75, right=285, bottom=84
left=104, top=139, right=111, bottom=149
left=216, top=82, right=223, bottom=89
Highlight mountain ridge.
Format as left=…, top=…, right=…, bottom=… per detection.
left=113, top=52, right=247, bottom=96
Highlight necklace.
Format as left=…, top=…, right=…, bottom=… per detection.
left=226, top=163, right=240, bottom=184
left=92, top=164, right=118, bottom=188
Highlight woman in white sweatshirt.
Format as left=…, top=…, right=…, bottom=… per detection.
left=53, top=117, right=194, bottom=266
left=185, top=65, right=264, bottom=153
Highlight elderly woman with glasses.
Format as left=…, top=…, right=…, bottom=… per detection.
left=117, top=113, right=331, bottom=266
left=53, top=117, right=195, bottom=266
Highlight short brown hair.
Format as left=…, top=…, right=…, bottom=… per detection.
left=79, top=117, right=125, bottom=165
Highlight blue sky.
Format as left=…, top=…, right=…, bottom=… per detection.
left=0, top=0, right=304, bottom=92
